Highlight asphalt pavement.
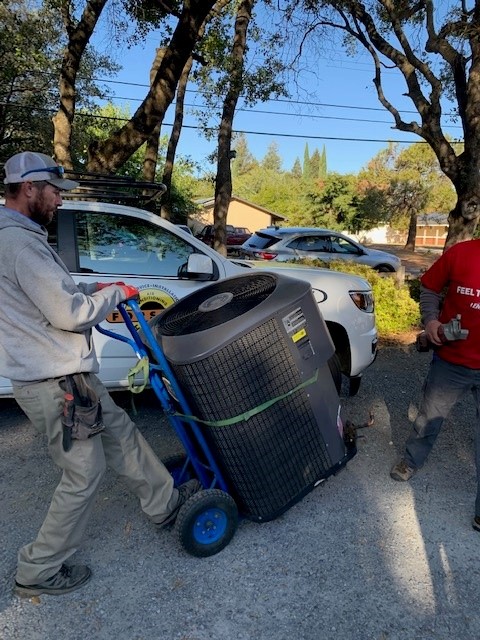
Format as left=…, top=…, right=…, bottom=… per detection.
left=1, top=343, right=479, bottom=640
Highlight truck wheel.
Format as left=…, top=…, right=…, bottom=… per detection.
left=174, top=489, right=238, bottom=557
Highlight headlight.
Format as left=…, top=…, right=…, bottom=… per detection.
left=349, top=290, right=374, bottom=313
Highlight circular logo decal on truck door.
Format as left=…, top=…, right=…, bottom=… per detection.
left=106, top=287, right=176, bottom=324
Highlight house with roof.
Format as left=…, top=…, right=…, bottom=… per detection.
left=190, top=196, right=286, bottom=235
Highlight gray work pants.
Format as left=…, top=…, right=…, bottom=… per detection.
left=404, top=355, right=480, bottom=516
left=13, top=373, right=178, bottom=585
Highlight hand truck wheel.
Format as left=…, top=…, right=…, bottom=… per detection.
left=174, top=489, right=238, bottom=557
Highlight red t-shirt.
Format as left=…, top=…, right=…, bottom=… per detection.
left=421, top=239, right=480, bottom=368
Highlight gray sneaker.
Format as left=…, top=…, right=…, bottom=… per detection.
left=14, top=564, right=91, bottom=597
left=160, top=479, right=202, bottom=527
left=390, top=459, right=417, bottom=481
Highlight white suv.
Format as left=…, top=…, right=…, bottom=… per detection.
left=242, top=227, right=401, bottom=273
left=0, top=200, right=377, bottom=396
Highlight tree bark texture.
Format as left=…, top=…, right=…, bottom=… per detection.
left=161, top=57, right=193, bottom=220
left=213, top=0, right=254, bottom=256
left=53, top=0, right=108, bottom=169
left=87, top=0, right=217, bottom=173
left=143, top=48, right=166, bottom=187
left=404, top=211, right=417, bottom=251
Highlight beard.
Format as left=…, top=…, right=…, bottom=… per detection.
left=29, top=186, right=56, bottom=226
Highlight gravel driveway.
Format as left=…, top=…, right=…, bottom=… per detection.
left=1, top=343, right=479, bottom=640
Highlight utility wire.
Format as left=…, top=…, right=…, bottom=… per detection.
left=0, top=101, right=441, bottom=144
left=107, top=95, right=462, bottom=129
left=32, top=70, right=460, bottom=120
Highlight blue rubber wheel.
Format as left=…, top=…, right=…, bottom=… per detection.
left=174, top=489, right=238, bottom=557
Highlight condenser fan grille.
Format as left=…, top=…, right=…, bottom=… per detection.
left=157, top=273, right=277, bottom=335
left=169, top=318, right=333, bottom=521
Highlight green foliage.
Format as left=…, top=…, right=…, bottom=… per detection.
left=407, top=277, right=421, bottom=303
left=319, top=145, right=327, bottom=179
left=0, top=0, right=119, bottom=163
left=292, top=158, right=302, bottom=178
left=232, top=133, right=258, bottom=177
left=302, top=172, right=359, bottom=230
left=192, top=4, right=289, bottom=129
left=327, top=262, right=420, bottom=336
left=73, top=102, right=198, bottom=220
left=356, top=142, right=456, bottom=236
left=282, top=258, right=420, bottom=337
left=0, top=0, right=60, bottom=160
left=261, top=142, right=282, bottom=173
left=310, top=148, right=321, bottom=180
left=303, top=143, right=312, bottom=181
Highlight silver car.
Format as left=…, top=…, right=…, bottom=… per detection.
left=241, top=227, right=401, bottom=272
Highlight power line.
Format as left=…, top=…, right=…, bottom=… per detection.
left=91, top=76, right=448, bottom=116
left=108, top=94, right=462, bottom=129
left=0, top=101, right=434, bottom=144
left=34, top=70, right=461, bottom=119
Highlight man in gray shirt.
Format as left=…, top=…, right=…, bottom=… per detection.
left=0, top=151, right=199, bottom=597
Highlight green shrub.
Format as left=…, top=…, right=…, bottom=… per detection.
left=286, top=258, right=421, bottom=337
left=407, top=276, right=421, bottom=302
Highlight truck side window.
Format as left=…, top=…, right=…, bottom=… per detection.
left=75, top=212, right=196, bottom=277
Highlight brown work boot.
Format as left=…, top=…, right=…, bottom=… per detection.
left=14, top=564, right=91, bottom=597
left=390, top=459, right=417, bottom=482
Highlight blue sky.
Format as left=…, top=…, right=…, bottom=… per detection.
left=94, top=16, right=462, bottom=178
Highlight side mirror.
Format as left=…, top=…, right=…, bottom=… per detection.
left=178, top=254, right=215, bottom=280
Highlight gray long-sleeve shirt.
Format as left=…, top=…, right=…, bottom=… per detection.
left=0, top=205, right=126, bottom=383
left=419, top=284, right=443, bottom=326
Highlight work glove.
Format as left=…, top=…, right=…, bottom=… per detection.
left=97, top=281, right=126, bottom=290
left=119, top=284, right=141, bottom=301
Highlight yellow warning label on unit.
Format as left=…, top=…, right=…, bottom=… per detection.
left=292, top=328, right=307, bottom=343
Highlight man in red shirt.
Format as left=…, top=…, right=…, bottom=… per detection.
left=390, top=239, right=480, bottom=531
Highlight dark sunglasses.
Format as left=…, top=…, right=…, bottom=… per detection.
left=21, top=165, right=65, bottom=179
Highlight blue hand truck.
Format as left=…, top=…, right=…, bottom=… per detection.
left=96, top=299, right=239, bottom=558
left=96, top=294, right=358, bottom=558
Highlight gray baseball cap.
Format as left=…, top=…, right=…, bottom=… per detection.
left=3, top=151, right=79, bottom=190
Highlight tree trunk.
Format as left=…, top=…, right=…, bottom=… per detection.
left=53, top=0, right=107, bottom=168
left=444, top=160, right=480, bottom=248
left=161, top=56, right=193, bottom=221
left=445, top=201, right=479, bottom=248
left=141, top=48, right=165, bottom=214
left=213, top=0, right=254, bottom=257
left=143, top=48, right=166, bottom=186
left=404, top=211, right=417, bottom=251
left=87, top=0, right=216, bottom=173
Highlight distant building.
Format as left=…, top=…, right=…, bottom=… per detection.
left=415, top=213, right=449, bottom=247
left=191, top=196, right=285, bottom=235
left=351, top=213, right=449, bottom=248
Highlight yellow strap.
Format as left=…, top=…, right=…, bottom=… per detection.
left=127, top=356, right=150, bottom=394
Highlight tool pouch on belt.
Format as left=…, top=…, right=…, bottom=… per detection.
left=60, top=374, right=105, bottom=452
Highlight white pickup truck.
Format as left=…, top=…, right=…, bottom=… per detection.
left=0, top=199, right=377, bottom=397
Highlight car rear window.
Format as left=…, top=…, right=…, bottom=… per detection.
left=243, top=231, right=280, bottom=250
